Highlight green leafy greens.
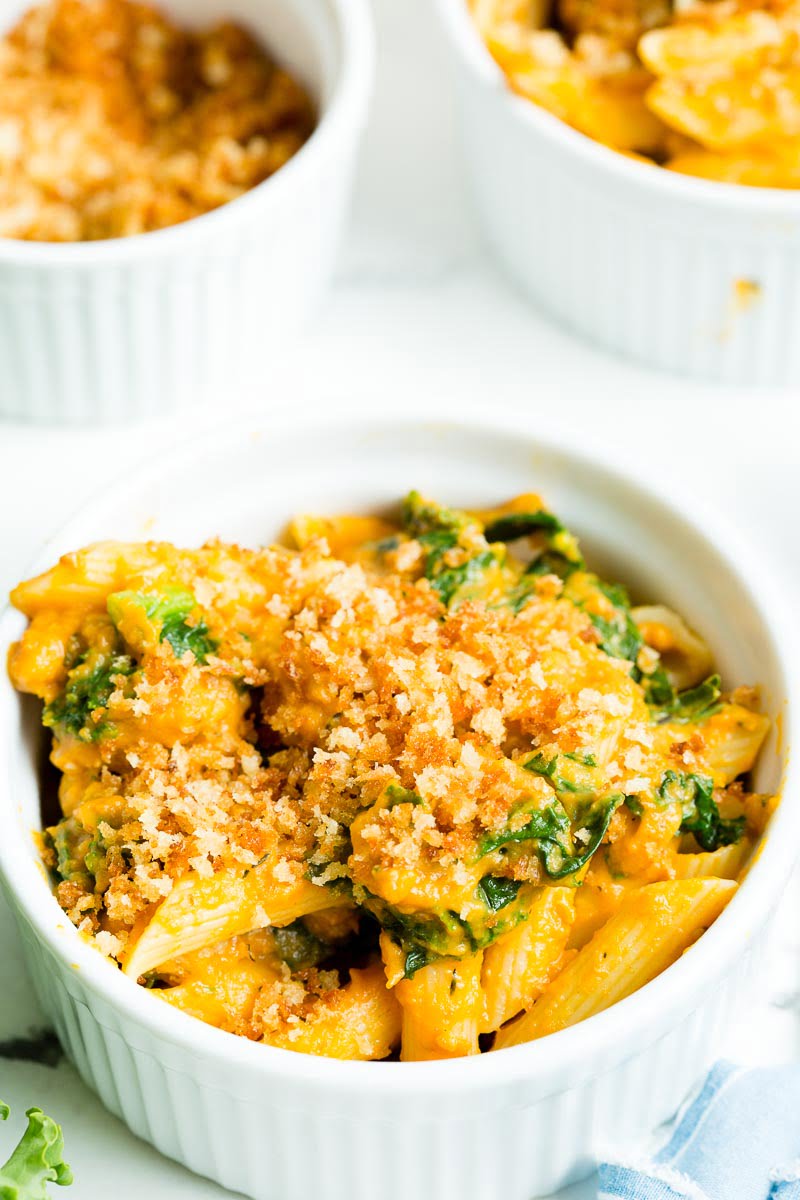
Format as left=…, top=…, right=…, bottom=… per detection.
left=50, top=818, right=92, bottom=887
left=384, top=785, right=424, bottom=809
left=586, top=581, right=643, bottom=664
left=394, top=876, right=522, bottom=976
left=488, top=508, right=585, bottom=611
left=483, top=511, right=563, bottom=542
left=476, top=875, right=522, bottom=912
left=406, top=497, right=719, bottom=736
left=43, top=651, right=134, bottom=742
left=401, top=492, right=502, bottom=608
left=558, top=570, right=716, bottom=720
left=568, top=576, right=660, bottom=690
left=563, top=751, right=597, bottom=767
left=650, top=675, right=723, bottom=725
left=359, top=876, right=533, bottom=975
left=401, top=492, right=466, bottom=543
left=479, top=801, right=570, bottom=858
left=523, top=751, right=591, bottom=796
left=480, top=789, right=621, bottom=880
left=401, top=945, right=436, bottom=979
left=271, top=921, right=328, bottom=971
left=0, top=1101, right=72, bottom=1199
left=427, top=550, right=498, bottom=608
left=401, top=491, right=590, bottom=611
left=658, top=770, right=745, bottom=852
left=107, top=587, right=217, bottom=664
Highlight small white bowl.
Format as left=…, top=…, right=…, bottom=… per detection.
left=436, top=0, right=800, bottom=386
left=0, top=0, right=374, bottom=425
left=0, top=409, right=796, bottom=1200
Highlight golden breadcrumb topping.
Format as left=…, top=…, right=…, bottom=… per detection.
left=0, top=0, right=315, bottom=241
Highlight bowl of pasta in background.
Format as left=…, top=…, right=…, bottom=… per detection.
left=0, top=0, right=373, bottom=425
left=0, top=408, right=796, bottom=1200
left=436, top=0, right=800, bottom=387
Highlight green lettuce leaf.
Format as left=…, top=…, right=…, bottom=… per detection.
left=0, top=1103, right=72, bottom=1199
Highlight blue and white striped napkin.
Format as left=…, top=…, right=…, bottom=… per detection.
left=598, top=1062, right=800, bottom=1200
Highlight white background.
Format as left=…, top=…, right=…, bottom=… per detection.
left=1, top=0, right=799, bottom=1195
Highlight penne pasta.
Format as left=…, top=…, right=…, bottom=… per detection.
left=697, top=705, right=771, bottom=787
left=10, top=542, right=170, bottom=615
left=288, top=514, right=397, bottom=559
left=481, top=888, right=575, bottom=1033
left=469, top=0, right=800, bottom=190
left=672, top=840, right=752, bottom=881
left=158, top=937, right=282, bottom=1033
left=263, top=961, right=402, bottom=1060
left=392, top=950, right=485, bottom=1061
left=124, top=867, right=343, bottom=981
left=569, top=855, right=643, bottom=949
left=494, top=878, right=736, bottom=1048
left=631, top=604, right=713, bottom=690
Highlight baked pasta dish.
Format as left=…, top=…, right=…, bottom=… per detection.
left=472, top=0, right=800, bottom=187
left=0, top=0, right=315, bottom=241
left=8, top=493, right=774, bottom=1060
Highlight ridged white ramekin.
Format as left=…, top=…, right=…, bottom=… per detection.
left=0, top=0, right=373, bottom=425
left=436, top=0, right=800, bottom=387
left=0, top=410, right=796, bottom=1200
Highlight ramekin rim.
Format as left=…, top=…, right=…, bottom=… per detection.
left=0, top=0, right=375, bottom=266
left=1, top=404, right=797, bottom=1095
left=435, top=0, right=800, bottom=215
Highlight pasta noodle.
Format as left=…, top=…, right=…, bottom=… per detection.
left=124, top=866, right=345, bottom=980
left=386, top=940, right=485, bottom=1061
left=694, top=705, right=772, bottom=786
left=470, top=0, right=800, bottom=189
left=481, top=888, right=575, bottom=1032
left=672, top=840, right=752, bottom=880
left=8, top=489, right=773, bottom=1059
left=262, top=961, right=403, bottom=1060
left=631, top=604, right=713, bottom=690
left=494, top=878, right=736, bottom=1047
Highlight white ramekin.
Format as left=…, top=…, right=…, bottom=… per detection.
left=436, top=0, right=800, bottom=387
left=0, top=0, right=374, bottom=426
left=0, top=409, right=796, bottom=1200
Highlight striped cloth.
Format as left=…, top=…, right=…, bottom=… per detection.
left=598, top=1062, right=800, bottom=1200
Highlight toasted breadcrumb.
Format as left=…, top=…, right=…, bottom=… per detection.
left=0, top=0, right=315, bottom=241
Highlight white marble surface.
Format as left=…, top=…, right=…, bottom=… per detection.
left=1, top=0, right=800, bottom=1195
